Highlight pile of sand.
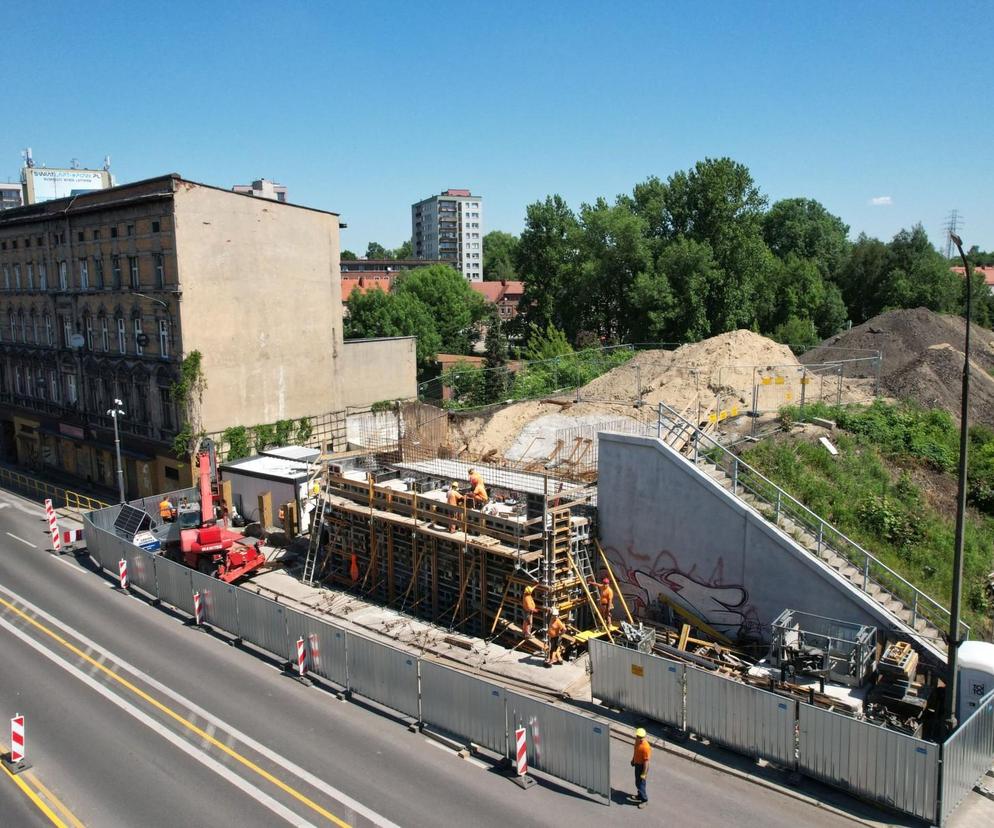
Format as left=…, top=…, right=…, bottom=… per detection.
left=803, top=308, right=994, bottom=426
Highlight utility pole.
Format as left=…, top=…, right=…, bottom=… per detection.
left=108, top=398, right=126, bottom=503
left=943, top=210, right=962, bottom=260
left=944, top=232, right=972, bottom=736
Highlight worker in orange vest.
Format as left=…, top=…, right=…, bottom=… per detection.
left=545, top=607, right=565, bottom=667
left=159, top=497, right=175, bottom=522
left=470, top=478, right=489, bottom=508
left=446, top=482, right=463, bottom=532
left=468, top=468, right=482, bottom=490
left=521, top=585, right=536, bottom=637
left=598, top=577, right=614, bottom=624
left=630, top=727, right=651, bottom=808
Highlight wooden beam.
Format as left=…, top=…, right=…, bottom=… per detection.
left=566, top=550, right=613, bottom=643
left=595, top=539, right=634, bottom=625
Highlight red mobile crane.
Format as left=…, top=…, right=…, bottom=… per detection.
left=176, top=438, right=266, bottom=583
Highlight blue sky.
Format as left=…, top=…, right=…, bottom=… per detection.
left=2, top=1, right=990, bottom=253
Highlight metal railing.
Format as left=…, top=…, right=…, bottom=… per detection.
left=0, top=465, right=110, bottom=515
left=655, top=402, right=967, bottom=645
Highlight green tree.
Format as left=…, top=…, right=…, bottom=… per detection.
left=366, top=241, right=388, bottom=259
left=523, top=323, right=573, bottom=361
left=515, top=195, right=581, bottom=333
left=760, top=255, right=847, bottom=339
left=837, top=234, right=893, bottom=323
left=392, top=240, right=413, bottom=259
left=762, top=198, right=851, bottom=278
left=344, top=289, right=441, bottom=366
left=393, top=264, right=487, bottom=354
left=341, top=249, right=358, bottom=261
left=482, top=316, right=511, bottom=403
left=772, top=316, right=820, bottom=354
left=483, top=230, right=519, bottom=281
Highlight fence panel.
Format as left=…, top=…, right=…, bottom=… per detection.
left=154, top=556, right=194, bottom=616
left=940, top=691, right=994, bottom=824
left=345, top=633, right=419, bottom=718
left=235, top=589, right=288, bottom=658
left=505, top=690, right=611, bottom=804
left=83, top=522, right=121, bottom=573
left=685, top=668, right=796, bottom=767
left=420, top=660, right=507, bottom=755
left=589, top=639, right=684, bottom=729
left=798, top=703, right=938, bottom=821
left=190, top=571, right=239, bottom=635
left=284, top=608, right=347, bottom=687
left=125, top=546, right=158, bottom=598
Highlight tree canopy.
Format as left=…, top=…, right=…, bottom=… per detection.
left=343, top=289, right=441, bottom=366
left=483, top=231, right=519, bottom=281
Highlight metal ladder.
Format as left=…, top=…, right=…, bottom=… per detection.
left=301, top=497, right=328, bottom=585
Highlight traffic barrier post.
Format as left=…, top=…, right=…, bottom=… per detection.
left=117, top=558, right=129, bottom=592
left=512, top=726, right=535, bottom=789
left=192, top=591, right=204, bottom=626
left=297, top=637, right=306, bottom=677
left=3, top=713, right=30, bottom=773
left=44, top=499, right=62, bottom=552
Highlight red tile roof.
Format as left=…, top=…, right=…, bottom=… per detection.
left=470, top=280, right=525, bottom=303
left=952, top=265, right=994, bottom=287
left=341, top=275, right=393, bottom=302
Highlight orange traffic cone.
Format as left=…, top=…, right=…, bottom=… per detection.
left=350, top=553, right=359, bottom=582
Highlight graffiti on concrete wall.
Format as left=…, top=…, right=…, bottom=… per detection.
left=604, top=543, right=762, bottom=641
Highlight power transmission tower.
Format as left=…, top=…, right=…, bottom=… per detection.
left=943, top=210, right=963, bottom=259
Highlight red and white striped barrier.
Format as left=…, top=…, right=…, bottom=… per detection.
left=44, top=499, right=61, bottom=552
left=10, top=714, right=25, bottom=764
left=118, top=559, right=129, bottom=590
left=296, top=637, right=307, bottom=678
left=62, top=528, right=84, bottom=544
left=193, top=591, right=203, bottom=626
left=515, top=727, right=527, bottom=776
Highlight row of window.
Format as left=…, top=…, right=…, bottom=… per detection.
left=1, top=253, right=165, bottom=292
left=0, top=219, right=162, bottom=252
left=1, top=309, right=170, bottom=358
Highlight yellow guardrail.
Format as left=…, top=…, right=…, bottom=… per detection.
left=0, top=466, right=109, bottom=516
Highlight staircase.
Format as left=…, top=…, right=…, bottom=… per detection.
left=655, top=402, right=966, bottom=659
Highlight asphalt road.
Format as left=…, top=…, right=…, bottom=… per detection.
left=0, top=486, right=860, bottom=828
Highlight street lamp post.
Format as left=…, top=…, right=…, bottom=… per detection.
left=108, top=398, right=126, bottom=504
left=943, top=232, right=973, bottom=736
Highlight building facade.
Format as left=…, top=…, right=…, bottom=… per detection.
left=231, top=178, right=288, bottom=202
left=411, top=189, right=483, bottom=281
left=0, top=183, right=23, bottom=211
left=0, top=174, right=414, bottom=498
left=470, top=279, right=524, bottom=322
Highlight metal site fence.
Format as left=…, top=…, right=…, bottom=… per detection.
left=81, top=500, right=611, bottom=804
left=591, top=639, right=993, bottom=824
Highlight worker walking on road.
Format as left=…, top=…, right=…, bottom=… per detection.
left=159, top=497, right=175, bottom=522
left=598, top=577, right=614, bottom=625
left=545, top=607, right=565, bottom=666
left=522, top=585, right=536, bottom=637
left=630, top=727, right=651, bottom=808
left=446, top=482, right=463, bottom=532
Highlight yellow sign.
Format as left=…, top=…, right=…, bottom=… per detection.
left=631, top=664, right=644, bottom=677
left=761, top=377, right=772, bottom=386
left=774, top=376, right=785, bottom=385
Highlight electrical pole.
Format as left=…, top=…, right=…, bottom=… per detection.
left=944, top=232, right=972, bottom=736
left=108, top=398, right=126, bottom=504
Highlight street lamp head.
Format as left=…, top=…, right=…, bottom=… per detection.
left=114, top=398, right=123, bottom=406
left=950, top=232, right=964, bottom=248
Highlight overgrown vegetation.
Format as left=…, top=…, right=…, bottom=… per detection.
left=744, top=399, right=994, bottom=634
left=171, top=351, right=207, bottom=458
left=219, top=416, right=314, bottom=461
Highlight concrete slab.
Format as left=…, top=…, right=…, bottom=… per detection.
left=247, top=568, right=590, bottom=697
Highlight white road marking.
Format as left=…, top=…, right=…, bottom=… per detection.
left=0, top=615, right=319, bottom=828
left=5, top=532, right=37, bottom=548
left=0, top=583, right=402, bottom=828
left=53, top=556, right=89, bottom=576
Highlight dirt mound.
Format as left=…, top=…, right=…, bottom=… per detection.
left=804, top=308, right=994, bottom=426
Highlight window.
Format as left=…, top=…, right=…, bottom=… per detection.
left=77, top=231, right=84, bottom=243
left=66, top=374, right=77, bottom=405
left=50, top=370, right=59, bottom=403
left=158, top=318, right=169, bottom=358
left=62, top=316, right=72, bottom=348
left=93, top=229, right=101, bottom=240
left=14, top=264, right=20, bottom=290
left=36, top=237, right=42, bottom=246
left=2, top=266, right=8, bottom=290
left=126, top=224, right=134, bottom=237
left=117, top=317, right=126, bottom=353
left=154, top=254, right=164, bottom=288
left=100, top=317, right=108, bottom=351
left=58, top=261, right=68, bottom=290
left=45, top=313, right=52, bottom=346
left=79, top=258, right=89, bottom=290
left=8, top=311, right=14, bottom=341
left=110, top=226, right=118, bottom=239
left=85, top=316, right=93, bottom=350
left=151, top=220, right=160, bottom=233
left=11, top=240, right=17, bottom=249
left=14, top=366, right=21, bottom=395
left=111, top=257, right=121, bottom=288
left=31, top=314, right=38, bottom=344
left=129, top=256, right=139, bottom=289
left=38, top=263, right=47, bottom=291
left=26, top=264, right=33, bottom=290
left=134, top=317, right=144, bottom=355
left=23, top=366, right=32, bottom=397
left=20, top=311, right=26, bottom=342
left=94, top=257, right=104, bottom=289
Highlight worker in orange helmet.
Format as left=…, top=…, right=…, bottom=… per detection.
left=598, top=577, right=614, bottom=625
left=470, top=476, right=488, bottom=508
left=446, top=482, right=463, bottom=532
left=630, top=727, right=652, bottom=808
left=521, top=585, right=537, bottom=637
left=545, top=607, right=565, bottom=667
left=468, top=468, right=482, bottom=490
